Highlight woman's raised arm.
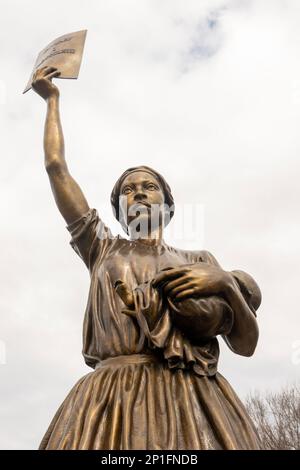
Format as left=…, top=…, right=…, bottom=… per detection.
left=32, top=67, right=89, bottom=224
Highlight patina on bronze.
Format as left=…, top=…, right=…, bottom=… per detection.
left=23, top=30, right=87, bottom=94
left=31, top=67, right=262, bottom=450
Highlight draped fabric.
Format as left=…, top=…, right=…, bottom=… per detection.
left=39, top=208, right=261, bottom=450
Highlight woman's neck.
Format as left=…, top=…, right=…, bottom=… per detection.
left=129, top=225, right=164, bottom=246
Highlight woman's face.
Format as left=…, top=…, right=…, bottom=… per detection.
left=119, top=171, right=165, bottom=235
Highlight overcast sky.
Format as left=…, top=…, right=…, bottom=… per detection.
left=0, top=0, right=299, bottom=449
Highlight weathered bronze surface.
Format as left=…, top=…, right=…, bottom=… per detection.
left=23, top=30, right=87, bottom=94
left=31, top=67, right=262, bottom=450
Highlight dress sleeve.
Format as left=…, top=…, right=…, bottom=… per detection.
left=66, top=208, right=115, bottom=272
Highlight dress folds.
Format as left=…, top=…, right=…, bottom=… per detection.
left=39, top=208, right=261, bottom=450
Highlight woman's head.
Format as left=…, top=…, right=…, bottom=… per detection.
left=111, top=165, right=175, bottom=236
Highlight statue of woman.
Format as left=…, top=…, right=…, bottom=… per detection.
left=32, top=66, right=262, bottom=450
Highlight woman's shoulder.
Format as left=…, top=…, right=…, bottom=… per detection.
left=165, top=244, right=220, bottom=266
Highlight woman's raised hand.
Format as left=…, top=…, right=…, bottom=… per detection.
left=32, top=66, right=61, bottom=100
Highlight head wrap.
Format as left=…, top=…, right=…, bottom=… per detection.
left=110, top=165, right=175, bottom=234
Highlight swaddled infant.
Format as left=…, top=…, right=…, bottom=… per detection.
left=166, top=294, right=234, bottom=342
left=115, top=274, right=234, bottom=343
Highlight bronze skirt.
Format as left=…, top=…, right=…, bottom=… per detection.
left=39, top=353, right=260, bottom=450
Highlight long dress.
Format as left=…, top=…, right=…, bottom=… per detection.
left=39, top=208, right=261, bottom=450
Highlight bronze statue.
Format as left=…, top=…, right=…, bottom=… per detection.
left=32, top=67, right=262, bottom=450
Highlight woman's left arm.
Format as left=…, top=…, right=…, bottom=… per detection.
left=222, top=272, right=260, bottom=356
left=200, top=252, right=261, bottom=356
left=152, top=253, right=261, bottom=357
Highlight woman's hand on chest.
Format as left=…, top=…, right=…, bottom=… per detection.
left=152, top=263, right=233, bottom=302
